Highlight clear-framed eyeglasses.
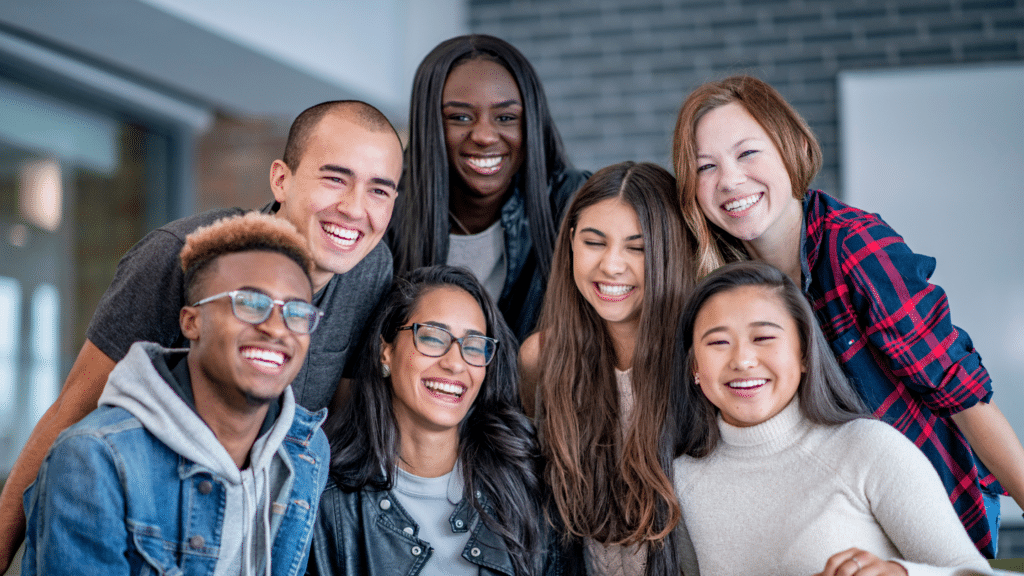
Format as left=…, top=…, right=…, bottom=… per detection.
left=396, top=323, right=498, bottom=367
left=191, top=290, right=323, bottom=334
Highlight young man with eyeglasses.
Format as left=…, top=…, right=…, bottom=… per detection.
left=22, top=213, right=330, bottom=575
left=0, top=100, right=403, bottom=571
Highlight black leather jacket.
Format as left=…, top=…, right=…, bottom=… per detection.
left=307, top=479, right=581, bottom=576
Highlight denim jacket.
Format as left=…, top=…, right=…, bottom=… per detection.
left=307, top=479, right=582, bottom=576
left=497, top=168, right=590, bottom=342
left=22, top=343, right=330, bottom=576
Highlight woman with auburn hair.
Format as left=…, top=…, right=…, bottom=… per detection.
left=520, top=162, right=693, bottom=576
left=671, top=74, right=1024, bottom=557
left=672, top=260, right=989, bottom=576
left=389, top=34, right=589, bottom=342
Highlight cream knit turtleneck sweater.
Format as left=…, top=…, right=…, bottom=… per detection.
left=672, top=399, right=991, bottom=576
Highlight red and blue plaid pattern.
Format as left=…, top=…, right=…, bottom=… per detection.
left=801, top=190, right=996, bottom=558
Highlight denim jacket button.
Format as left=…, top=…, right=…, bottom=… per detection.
left=471, top=547, right=481, bottom=557
left=411, top=545, right=422, bottom=556
left=455, top=519, right=464, bottom=529
left=379, top=499, right=391, bottom=510
left=189, top=535, right=205, bottom=549
left=198, top=480, right=213, bottom=495
left=403, top=526, right=414, bottom=535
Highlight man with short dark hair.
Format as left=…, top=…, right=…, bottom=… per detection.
left=23, top=213, right=330, bottom=575
left=0, top=100, right=404, bottom=570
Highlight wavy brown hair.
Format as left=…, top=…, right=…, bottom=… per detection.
left=534, top=162, right=693, bottom=573
left=672, top=75, right=823, bottom=278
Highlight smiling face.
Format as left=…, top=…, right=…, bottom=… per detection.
left=271, top=112, right=403, bottom=292
left=381, top=286, right=488, bottom=440
left=691, top=284, right=805, bottom=428
left=694, top=101, right=803, bottom=253
left=442, top=57, right=524, bottom=205
left=572, top=198, right=645, bottom=329
left=181, top=250, right=313, bottom=412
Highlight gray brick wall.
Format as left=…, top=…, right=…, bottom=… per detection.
left=469, top=0, right=1024, bottom=196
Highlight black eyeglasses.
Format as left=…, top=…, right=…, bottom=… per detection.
left=396, top=323, right=498, bottom=367
left=191, top=290, right=324, bottom=334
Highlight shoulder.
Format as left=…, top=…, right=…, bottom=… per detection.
left=156, top=207, right=247, bottom=242
left=520, top=332, right=543, bottom=370
left=518, top=331, right=543, bottom=416
left=317, top=479, right=374, bottom=524
left=120, top=207, right=247, bottom=262
left=288, top=406, right=329, bottom=454
left=806, top=190, right=902, bottom=246
left=816, top=418, right=930, bottom=472
left=549, top=167, right=591, bottom=210
left=331, top=240, right=393, bottom=289
left=44, top=407, right=153, bottom=478
left=60, top=405, right=142, bottom=443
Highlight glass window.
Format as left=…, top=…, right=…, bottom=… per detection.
left=0, top=76, right=173, bottom=477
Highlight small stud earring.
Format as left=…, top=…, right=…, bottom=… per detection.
left=693, top=373, right=700, bottom=385
left=381, top=363, right=391, bottom=377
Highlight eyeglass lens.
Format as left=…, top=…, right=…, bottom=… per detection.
left=410, top=324, right=495, bottom=367
left=231, top=291, right=320, bottom=334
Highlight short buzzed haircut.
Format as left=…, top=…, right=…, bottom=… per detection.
left=281, top=100, right=399, bottom=170
left=180, top=212, right=313, bottom=303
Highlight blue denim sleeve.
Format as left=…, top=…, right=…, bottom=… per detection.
left=298, top=429, right=331, bottom=576
left=22, top=432, right=130, bottom=575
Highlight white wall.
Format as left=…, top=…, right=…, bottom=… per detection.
left=839, top=63, right=1024, bottom=523
left=2, top=0, right=467, bottom=122
left=138, top=0, right=467, bottom=120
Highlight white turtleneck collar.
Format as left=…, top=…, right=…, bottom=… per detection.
left=716, top=396, right=807, bottom=455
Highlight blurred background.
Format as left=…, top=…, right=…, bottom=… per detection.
left=0, top=0, right=1021, bottom=566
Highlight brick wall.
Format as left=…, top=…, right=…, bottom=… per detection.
left=469, top=0, right=1023, bottom=196
left=195, top=114, right=289, bottom=213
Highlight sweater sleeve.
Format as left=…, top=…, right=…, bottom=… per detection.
left=853, top=421, right=991, bottom=575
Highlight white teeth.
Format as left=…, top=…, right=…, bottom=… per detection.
left=598, top=283, right=633, bottom=296
left=424, top=379, right=466, bottom=398
left=468, top=156, right=502, bottom=169
left=322, top=222, right=359, bottom=246
left=241, top=347, right=285, bottom=367
left=724, top=194, right=761, bottom=212
left=727, top=379, right=767, bottom=389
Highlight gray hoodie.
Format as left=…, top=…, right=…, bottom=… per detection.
left=99, top=342, right=297, bottom=576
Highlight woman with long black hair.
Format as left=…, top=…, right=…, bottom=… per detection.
left=389, top=34, right=589, bottom=341
left=308, top=266, right=558, bottom=576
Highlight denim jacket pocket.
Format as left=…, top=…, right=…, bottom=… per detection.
left=128, top=519, right=185, bottom=576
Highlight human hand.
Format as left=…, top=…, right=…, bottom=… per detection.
left=813, top=548, right=909, bottom=576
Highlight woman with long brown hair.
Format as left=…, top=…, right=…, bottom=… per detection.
left=520, top=162, right=693, bottom=576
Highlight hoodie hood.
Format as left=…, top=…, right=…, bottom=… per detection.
left=99, top=341, right=296, bottom=576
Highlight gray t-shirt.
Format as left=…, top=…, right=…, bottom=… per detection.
left=446, top=219, right=506, bottom=303
left=392, top=465, right=476, bottom=576
left=85, top=206, right=392, bottom=411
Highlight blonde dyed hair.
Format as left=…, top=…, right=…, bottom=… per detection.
left=180, top=212, right=312, bottom=302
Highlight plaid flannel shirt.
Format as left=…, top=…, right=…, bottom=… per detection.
left=800, top=189, right=997, bottom=558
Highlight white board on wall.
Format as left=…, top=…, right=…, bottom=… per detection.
left=838, top=63, right=1024, bottom=523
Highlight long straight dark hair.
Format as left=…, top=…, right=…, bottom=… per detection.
left=673, top=260, right=869, bottom=458
left=534, top=162, right=693, bottom=575
left=324, top=265, right=542, bottom=575
left=392, top=34, right=573, bottom=281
